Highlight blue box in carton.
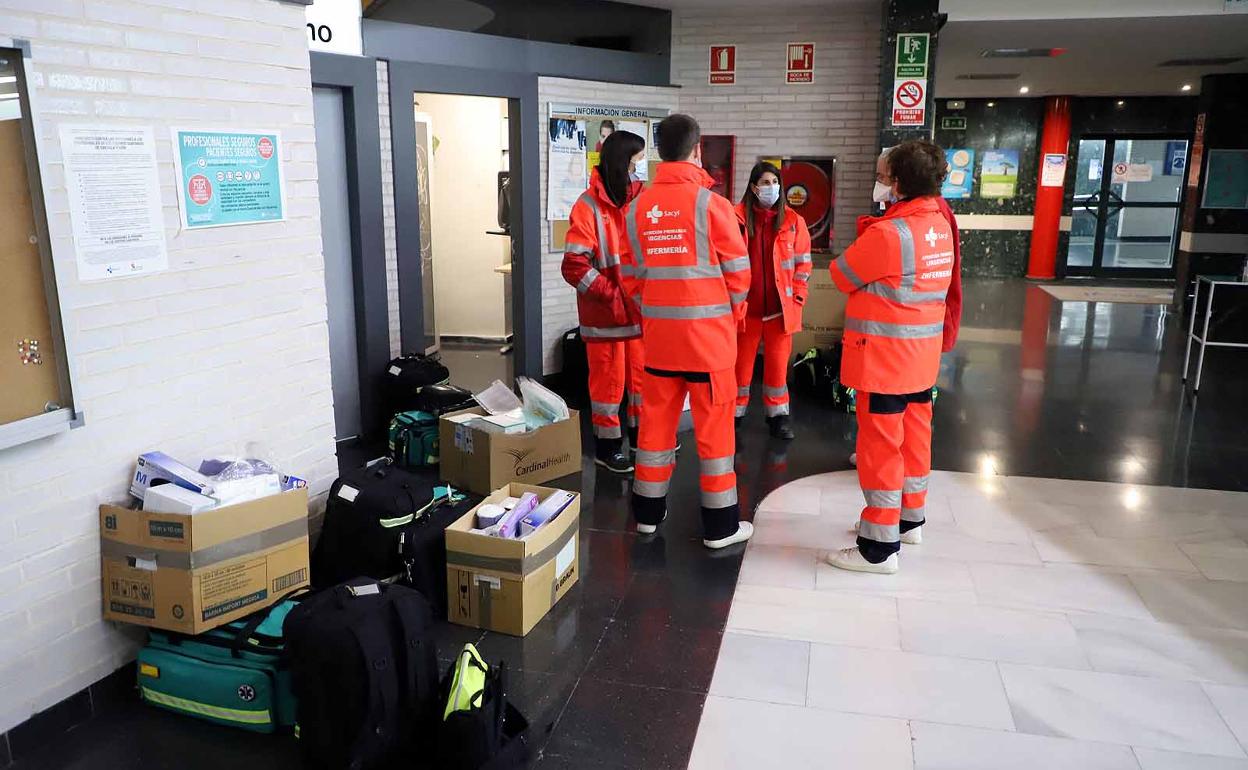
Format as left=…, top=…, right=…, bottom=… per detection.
left=130, top=452, right=213, bottom=501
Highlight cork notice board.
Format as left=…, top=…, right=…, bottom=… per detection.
left=0, top=119, right=61, bottom=425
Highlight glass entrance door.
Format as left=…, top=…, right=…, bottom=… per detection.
left=1067, top=137, right=1188, bottom=277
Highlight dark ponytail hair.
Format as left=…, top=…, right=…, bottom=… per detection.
left=741, top=161, right=785, bottom=231
left=598, top=130, right=646, bottom=208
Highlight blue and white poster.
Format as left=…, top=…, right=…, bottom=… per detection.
left=941, top=148, right=974, bottom=199
left=980, top=148, right=1020, bottom=199
left=172, top=128, right=286, bottom=229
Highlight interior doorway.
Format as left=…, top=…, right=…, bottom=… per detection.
left=413, top=92, right=514, bottom=390
left=1067, top=136, right=1188, bottom=278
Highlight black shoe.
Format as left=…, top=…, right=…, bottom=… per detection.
left=767, top=414, right=795, bottom=440
left=595, top=450, right=634, bottom=474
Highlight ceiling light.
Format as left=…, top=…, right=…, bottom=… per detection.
left=1181, top=84, right=1192, bottom=92
left=1116, top=100, right=1125, bottom=107
left=987, top=101, right=996, bottom=107
left=1019, top=85, right=1030, bottom=94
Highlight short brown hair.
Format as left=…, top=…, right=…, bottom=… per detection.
left=887, top=140, right=947, bottom=198
left=656, top=113, right=701, bottom=162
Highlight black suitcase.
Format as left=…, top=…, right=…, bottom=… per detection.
left=285, top=579, right=440, bottom=770
left=385, top=353, right=451, bottom=415
left=312, top=460, right=480, bottom=613
left=557, top=327, right=589, bottom=409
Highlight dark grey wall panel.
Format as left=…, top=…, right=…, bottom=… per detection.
left=363, top=19, right=671, bottom=87
left=311, top=52, right=390, bottom=439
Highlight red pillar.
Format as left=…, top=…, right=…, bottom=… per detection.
left=1026, top=96, right=1072, bottom=280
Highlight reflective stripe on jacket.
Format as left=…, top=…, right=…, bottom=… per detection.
left=734, top=201, right=813, bottom=335
left=620, top=162, right=751, bottom=372
left=830, top=196, right=953, bottom=394
left=561, top=169, right=643, bottom=341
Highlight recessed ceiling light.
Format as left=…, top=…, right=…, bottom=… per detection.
left=1116, top=100, right=1125, bottom=106
left=1181, top=83, right=1192, bottom=91
left=1019, top=85, right=1030, bottom=94
left=987, top=101, right=995, bottom=107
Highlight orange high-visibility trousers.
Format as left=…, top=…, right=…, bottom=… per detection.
left=855, top=390, right=932, bottom=562
left=586, top=338, right=645, bottom=442
left=735, top=315, right=793, bottom=419
left=632, top=368, right=739, bottom=540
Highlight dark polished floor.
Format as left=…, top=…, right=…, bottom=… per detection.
left=12, top=279, right=1248, bottom=769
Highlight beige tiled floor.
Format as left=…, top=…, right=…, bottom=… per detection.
left=688, top=471, right=1248, bottom=769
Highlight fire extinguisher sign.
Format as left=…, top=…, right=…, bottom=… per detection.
left=709, top=45, right=736, bottom=85
left=785, top=42, right=815, bottom=84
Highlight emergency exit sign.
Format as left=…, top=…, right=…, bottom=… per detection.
left=895, top=33, right=930, bottom=78
left=941, top=116, right=967, bottom=130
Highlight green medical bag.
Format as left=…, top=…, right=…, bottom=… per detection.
left=389, top=410, right=440, bottom=468
left=137, top=597, right=300, bottom=733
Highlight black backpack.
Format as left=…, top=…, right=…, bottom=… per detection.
left=311, top=461, right=480, bottom=615
left=435, top=655, right=531, bottom=770
left=284, top=580, right=440, bottom=770
left=413, top=383, right=475, bottom=416
left=557, top=328, right=589, bottom=409
left=385, top=354, right=451, bottom=415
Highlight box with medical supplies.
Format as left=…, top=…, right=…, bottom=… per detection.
left=438, top=379, right=581, bottom=496
left=102, top=447, right=311, bottom=634
left=444, top=483, right=580, bottom=636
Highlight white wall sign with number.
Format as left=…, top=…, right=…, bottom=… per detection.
left=305, top=0, right=362, bottom=56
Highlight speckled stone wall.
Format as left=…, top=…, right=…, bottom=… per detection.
left=934, top=98, right=1044, bottom=278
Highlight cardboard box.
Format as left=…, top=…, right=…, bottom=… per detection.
left=100, top=488, right=310, bottom=635
left=439, top=408, right=582, bottom=496
left=792, top=257, right=847, bottom=353
left=445, top=483, right=580, bottom=637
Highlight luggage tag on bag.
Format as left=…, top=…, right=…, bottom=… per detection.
left=347, top=583, right=380, bottom=597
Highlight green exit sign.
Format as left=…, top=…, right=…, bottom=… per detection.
left=941, top=116, right=968, bottom=130
left=895, top=33, right=930, bottom=78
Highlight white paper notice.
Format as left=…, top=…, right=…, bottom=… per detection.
left=59, top=125, right=168, bottom=281
left=547, top=117, right=586, bottom=220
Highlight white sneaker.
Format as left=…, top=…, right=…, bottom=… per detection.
left=825, top=547, right=899, bottom=574
left=849, top=452, right=857, bottom=467
left=851, top=521, right=922, bottom=545
left=703, top=521, right=754, bottom=550
left=636, top=510, right=668, bottom=535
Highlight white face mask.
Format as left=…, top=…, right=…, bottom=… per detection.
left=756, top=184, right=780, bottom=207
left=872, top=180, right=896, bottom=204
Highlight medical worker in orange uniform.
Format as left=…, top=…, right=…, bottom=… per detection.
left=826, top=140, right=954, bottom=574
left=620, top=114, right=755, bottom=549
left=733, top=161, right=813, bottom=439
left=562, top=130, right=648, bottom=473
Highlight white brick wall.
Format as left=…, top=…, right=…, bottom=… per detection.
left=671, top=3, right=883, bottom=254
left=0, top=0, right=337, bottom=734
left=537, top=76, right=680, bottom=375
left=377, top=59, right=401, bottom=358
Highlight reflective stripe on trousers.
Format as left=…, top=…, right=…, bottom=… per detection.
left=634, top=447, right=677, bottom=498
left=700, top=455, right=737, bottom=509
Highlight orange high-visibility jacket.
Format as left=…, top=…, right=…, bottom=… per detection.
left=733, top=201, right=813, bottom=334
left=561, top=169, right=644, bottom=341
left=829, top=196, right=953, bottom=394
left=620, top=162, right=751, bottom=372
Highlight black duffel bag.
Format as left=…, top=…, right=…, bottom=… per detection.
left=385, top=353, right=451, bottom=414
left=311, top=460, right=479, bottom=614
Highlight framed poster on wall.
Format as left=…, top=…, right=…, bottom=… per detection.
left=701, top=135, right=735, bottom=200
left=760, top=155, right=836, bottom=252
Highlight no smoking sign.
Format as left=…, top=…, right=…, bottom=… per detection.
left=891, top=77, right=927, bottom=127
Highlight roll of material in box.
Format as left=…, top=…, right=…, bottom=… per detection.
left=475, top=503, right=507, bottom=530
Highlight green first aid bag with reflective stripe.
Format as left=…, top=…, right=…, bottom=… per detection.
left=137, top=597, right=300, bottom=733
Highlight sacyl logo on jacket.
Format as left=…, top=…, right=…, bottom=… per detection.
left=645, top=204, right=680, bottom=225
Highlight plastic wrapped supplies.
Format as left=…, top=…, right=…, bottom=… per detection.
left=474, top=380, right=523, bottom=415
left=517, top=377, right=570, bottom=428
